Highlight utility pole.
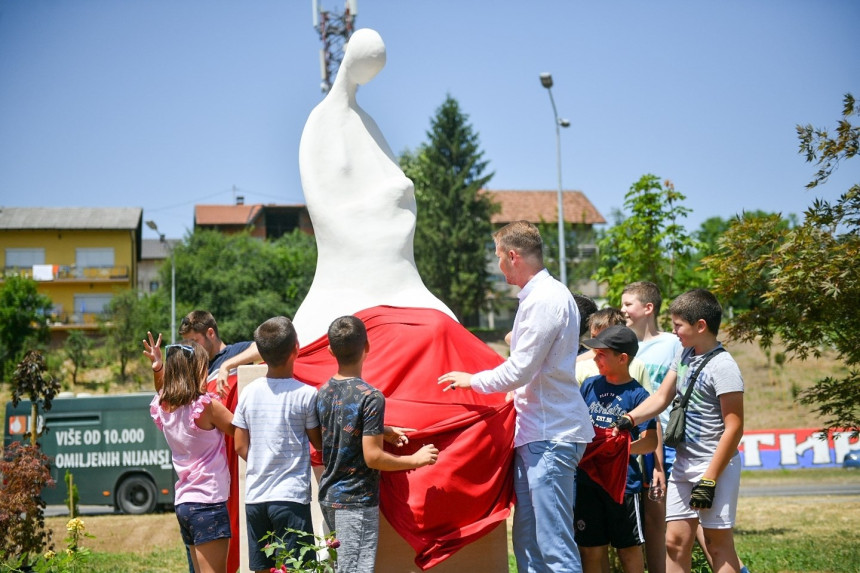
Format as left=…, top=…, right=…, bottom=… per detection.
left=312, top=0, right=357, bottom=93
left=145, top=220, right=176, bottom=344
left=539, top=73, right=571, bottom=287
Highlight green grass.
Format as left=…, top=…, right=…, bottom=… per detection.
left=736, top=531, right=860, bottom=573
left=88, top=547, right=187, bottom=572
left=503, top=469, right=860, bottom=573
left=733, top=491, right=860, bottom=573
left=5, top=474, right=857, bottom=573
left=741, top=467, right=860, bottom=484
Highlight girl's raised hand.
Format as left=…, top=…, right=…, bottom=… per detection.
left=142, top=331, right=164, bottom=372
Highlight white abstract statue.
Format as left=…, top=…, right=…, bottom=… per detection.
left=293, top=28, right=456, bottom=346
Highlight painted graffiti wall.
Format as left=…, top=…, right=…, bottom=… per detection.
left=739, top=428, right=859, bottom=469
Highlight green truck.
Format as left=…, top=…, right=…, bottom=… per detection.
left=4, top=393, right=175, bottom=514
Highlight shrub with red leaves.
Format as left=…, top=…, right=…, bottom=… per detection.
left=0, top=441, right=55, bottom=559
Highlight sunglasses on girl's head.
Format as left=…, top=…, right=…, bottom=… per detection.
left=165, top=344, right=194, bottom=358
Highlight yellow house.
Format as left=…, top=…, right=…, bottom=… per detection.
left=0, top=207, right=142, bottom=333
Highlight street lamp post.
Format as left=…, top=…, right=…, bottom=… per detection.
left=540, top=72, right=571, bottom=287
left=145, top=220, right=176, bottom=344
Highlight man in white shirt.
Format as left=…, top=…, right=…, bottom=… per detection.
left=439, top=220, right=594, bottom=573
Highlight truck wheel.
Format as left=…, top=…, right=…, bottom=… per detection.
left=116, top=475, right=157, bottom=515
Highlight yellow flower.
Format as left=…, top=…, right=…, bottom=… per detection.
left=43, top=550, right=56, bottom=560
left=66, top=517, right=85, bottom=532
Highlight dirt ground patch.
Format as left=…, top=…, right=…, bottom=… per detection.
left=737, top=493, right=860, bottom=538
left=45, top=512, right=183, bottom=555
left=724, top=339, right=838, bottom=430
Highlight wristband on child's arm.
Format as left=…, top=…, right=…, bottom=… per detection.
left=611, top=414, right=636, bottom=431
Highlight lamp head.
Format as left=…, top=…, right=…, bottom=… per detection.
left=145, top=220, right=158, bottom=232
left=559, top=118, right=571, bottom=128
left=539, top=73, right=553, bottom=89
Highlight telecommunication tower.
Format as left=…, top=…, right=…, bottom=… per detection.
left=312, top=0, right=357, bottom=93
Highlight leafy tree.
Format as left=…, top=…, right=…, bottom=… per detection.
left=167, top=229, right=317, bottom=342
left=11, top=350, right=61, bottom=446
left=690, top=212, right=797, bottom=312
left=400, top=95, right=498, bottom=325
left=63, top=330, right=92, bottom=385
left=101, top=290, right=161, bottom=383
left=693, top=212, right=798, bottom=264
left=693, top=216, right=733, bottom=261
left=0, top=276, right=51, bottom=384
left=704, top=93, right=860, bottom=433
left=536, top=220, right=602, bottom=290
left=594, top=175, right=699, bottom=306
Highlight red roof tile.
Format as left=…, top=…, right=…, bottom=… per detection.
left=482, top=190, right=605, bottom=225
left=194, top=205, right=264, bottom=226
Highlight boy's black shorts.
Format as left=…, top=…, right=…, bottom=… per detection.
left=574, top=478, right=644, bottom=549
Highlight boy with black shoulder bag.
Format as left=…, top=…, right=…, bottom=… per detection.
left=613, top=289, right=745, bottom=573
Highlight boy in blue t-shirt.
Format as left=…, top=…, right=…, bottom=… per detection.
left=575, top=325, right=657, bottom=573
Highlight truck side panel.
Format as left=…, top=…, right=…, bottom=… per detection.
left=4, top=393, right=175, bottom=511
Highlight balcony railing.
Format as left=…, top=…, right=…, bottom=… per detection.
left=2, top=265, right=130, bottom=281
left=47, top=310, right=109, bottom=326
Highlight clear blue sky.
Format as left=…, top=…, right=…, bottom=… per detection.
left=1, top=1, right=858, bottom=242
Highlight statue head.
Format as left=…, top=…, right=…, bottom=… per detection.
left=341, top=28, right=386, bottom=86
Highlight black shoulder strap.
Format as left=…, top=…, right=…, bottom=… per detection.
left=679, top=347, right=726, bottom=408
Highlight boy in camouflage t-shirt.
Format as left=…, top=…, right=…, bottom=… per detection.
left=316, top=316, right=438, bottom=573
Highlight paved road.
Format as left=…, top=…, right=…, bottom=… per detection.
left=46, top=505, right=128, bottom=517
left=739, top=482, right=860, bottom=497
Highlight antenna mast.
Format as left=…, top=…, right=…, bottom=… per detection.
left=312, top=0, right=357, bottom=93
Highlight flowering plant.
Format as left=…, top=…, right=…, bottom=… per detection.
left=260, top=528, right=338, bottom=573
left=1, top=518, right=94, bottom=573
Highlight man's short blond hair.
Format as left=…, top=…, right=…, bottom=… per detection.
left=493, top=221, right=543, bottom=264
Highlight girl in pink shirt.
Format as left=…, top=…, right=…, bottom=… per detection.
left=143, top=332, right=234, bottom=573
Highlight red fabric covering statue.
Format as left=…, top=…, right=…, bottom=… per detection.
left=294, top=306, right=516, bottom=570
left=578, top=426, right=632, bottom=504
left=205, top=373, right=241, bottom=573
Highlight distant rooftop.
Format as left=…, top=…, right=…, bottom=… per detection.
left=483, top=190, right=605, bottom=226
left=0, top=207, right=143, bottom=230
left=141, top=238, right=180, bottom=259
left=194, top=204, right=264, bottom=226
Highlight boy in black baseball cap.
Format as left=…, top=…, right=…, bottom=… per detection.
left=575, top=324, right=657, bottom=573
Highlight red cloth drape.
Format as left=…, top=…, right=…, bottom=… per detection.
left=577, top=426, right=631, bottom=504
left=293, top=306, right=516, bottom=570
left=206, top=374, right=240, bottom=573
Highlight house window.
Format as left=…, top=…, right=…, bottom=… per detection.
left=73, top=294, right=113, bottom=316
left=75, top=248, right=114, bottom=268
left=5, top=248, right=45, bottom=268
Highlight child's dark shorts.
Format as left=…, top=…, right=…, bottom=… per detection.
left=246, top=500, right=315, bottom=572
left=574, top=481, right=644, bottom=549
left=175, top=501, right=231, bottom=546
